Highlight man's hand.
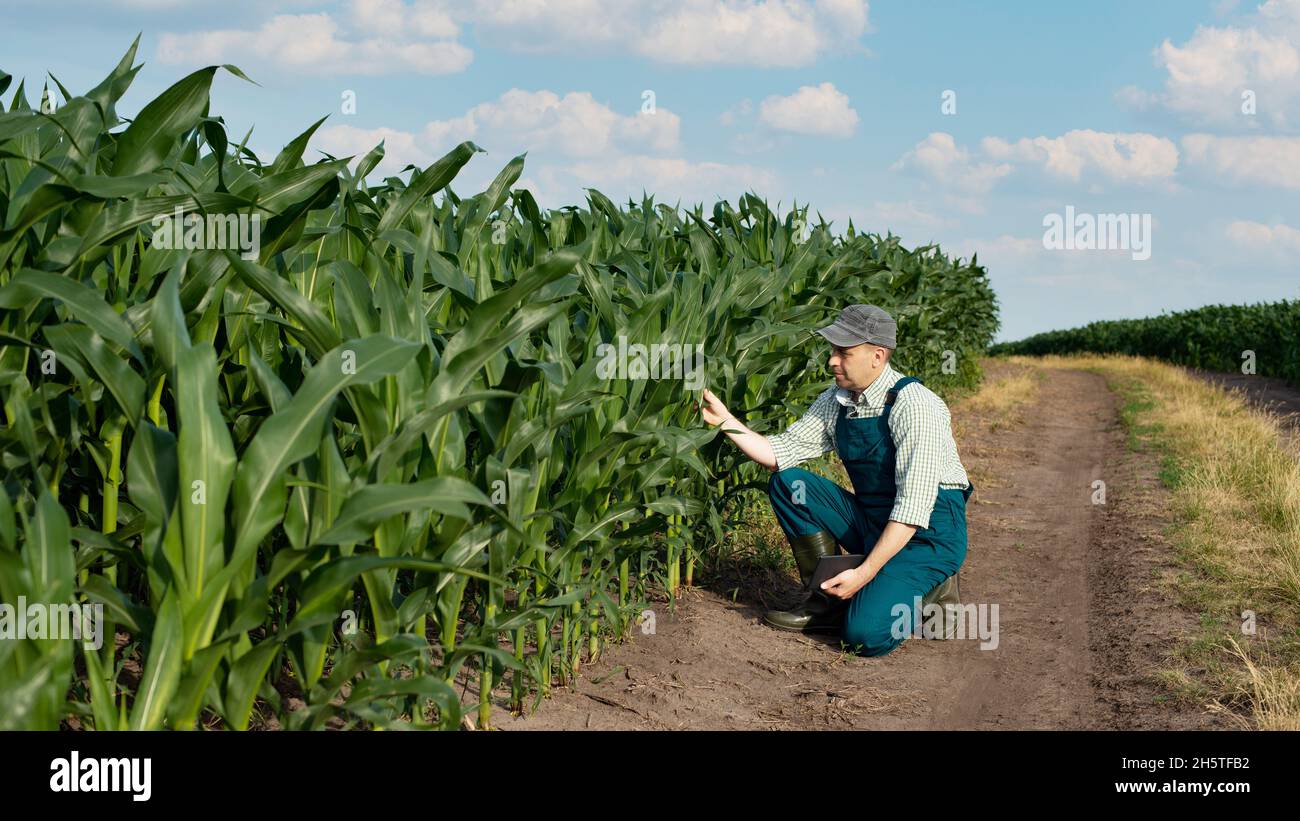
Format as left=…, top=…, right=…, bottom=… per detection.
left=699, top=388, right=733, bottom=427
left=699, top=387, right=779, bottom=470
left=820, top=562, right=877, bottom=600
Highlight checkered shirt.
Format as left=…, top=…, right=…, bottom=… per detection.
left=766, top=362, right=971, bottom=529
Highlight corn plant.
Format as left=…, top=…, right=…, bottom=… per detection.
left=0, top=43, right=999, bottom=730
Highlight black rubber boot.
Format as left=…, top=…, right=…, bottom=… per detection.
left=917, top=571, right=961, bottom=639
left=762, top=531, right=848, bottom=633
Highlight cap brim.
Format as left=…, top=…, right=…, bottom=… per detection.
left=815, top=324, right=865, bottom=347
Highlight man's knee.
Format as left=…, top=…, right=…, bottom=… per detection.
left=767, top=467, right=814, bottom=499
left=841, top=614, right=907, bottom=657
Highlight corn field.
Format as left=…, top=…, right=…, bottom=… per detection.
left=0, top=44, right=999, bottom=729
left=991, top=301, right=1300, bottom=386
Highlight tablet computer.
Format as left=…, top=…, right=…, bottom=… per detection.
left=809, top=554, right=866, bottom=591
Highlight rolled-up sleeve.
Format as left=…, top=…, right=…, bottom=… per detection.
left=766, top=388, right=835, bottom=471
left=888, top=398, right=946, bottom=528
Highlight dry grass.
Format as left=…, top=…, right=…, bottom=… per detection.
left=1005, top=352, right=1300, bottom=730
left=951, top=363, right=1044, bottom=434
left=1212, top=638, right=1300, bottom=730
left=957, top=367, right=1042, bottom=417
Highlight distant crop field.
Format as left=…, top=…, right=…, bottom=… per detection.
left=991, top=301, right=1300, bottom=387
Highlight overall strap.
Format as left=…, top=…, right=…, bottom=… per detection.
left=884, top=376, right=922, bottom=407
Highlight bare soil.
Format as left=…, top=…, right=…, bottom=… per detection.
left=481, top=363, right=1238, bottom=730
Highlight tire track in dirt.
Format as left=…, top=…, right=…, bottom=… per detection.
left=486, top=363, right=1231, bottom=730
left=931, top=369, right=1109, bottom=728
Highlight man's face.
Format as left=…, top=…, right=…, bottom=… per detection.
left=828, top=343, right=888, bottom=391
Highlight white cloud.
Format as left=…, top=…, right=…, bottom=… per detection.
left=313, top=87, right=767, bottom=208
left=316, top=124, right=435, bottom=174
left=868, top=199, right=944, bottom=226
left=544, top=154, right=779, bottom=206
left=636, top=0, right=863, bottom=67
left=419, top=89, right=681, bottom=157
left=155, top=0, right=870, bottom=73
left=1182, top=133, right=1300, bottom=187
left=466, top=0, right=624, bottom=46
left=422, top=113, right=480, bottom=149
left=822, top=200, right=949, bottom=243
left=158, top=2, right=472, bottom=75
left=1226, top=218, right=1300, bottom=249
left=1118, top=0, right=1300, bottom=128
left=467, top=0, right=870, bottom=66
left=757, top=82, right=858, bottom=137
left=958, top=234, right=1042, bottom=262
left=318, top=89, right=682, bottom=170
left=816, top=0, right=870, bottom=32
left=351, top=0, right=407, bottom=33
left=892, top=132, right=1012, bottom=197
left=894, top=131, right=1178, bottom=206
left=350, top=0, right=460, bottom=37
left=319, top=126, right=770, bottom=206
left=981, top=130, right=1179, bottom=183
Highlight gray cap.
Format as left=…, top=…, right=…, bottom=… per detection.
left=816, top=304, right=897, bottom=349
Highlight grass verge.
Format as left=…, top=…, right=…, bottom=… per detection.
left=1008, top=353, right=1300, bottom=729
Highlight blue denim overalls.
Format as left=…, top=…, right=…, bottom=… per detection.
left=767, top=377, right=973, bottom=655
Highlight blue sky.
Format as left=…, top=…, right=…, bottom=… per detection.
left=4, top=0, right=1298, bottom=341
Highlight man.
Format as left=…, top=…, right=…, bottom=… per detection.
left=698, top=304, right=973, bottom=656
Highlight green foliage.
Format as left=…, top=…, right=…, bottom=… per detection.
left=991, top=301, right=1300, bottom=386
left=0, top=45, right=998, bottom=729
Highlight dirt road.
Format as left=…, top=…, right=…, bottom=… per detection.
left=485, top=362, right=1235, bottom=730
